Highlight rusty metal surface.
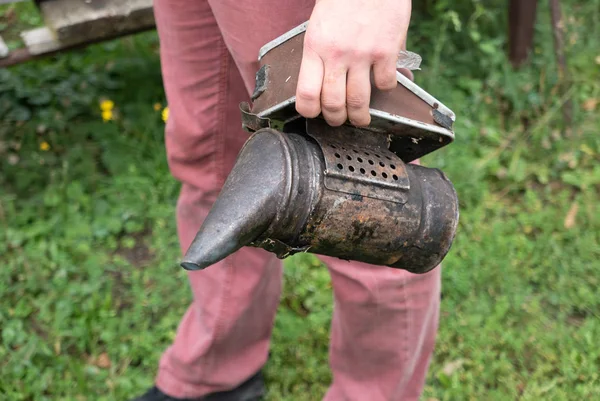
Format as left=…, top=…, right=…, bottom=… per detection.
left=389, top=166, right=459, bottom=270
left=182, top=124, right=459, bottom=274
left=301, top=187, right=423, bottom=268
left=299, top=126, right=459, bottom=272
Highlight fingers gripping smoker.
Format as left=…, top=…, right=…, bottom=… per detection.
left=181, top=23, right=459, bottom=274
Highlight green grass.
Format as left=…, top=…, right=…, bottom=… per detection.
left=1, top=1, right=599, bottom=400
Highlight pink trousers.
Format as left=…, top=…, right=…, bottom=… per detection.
left=153, top=1, right=441, bottom=400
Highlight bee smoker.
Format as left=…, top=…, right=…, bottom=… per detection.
left=180, top=22, right=459, bottom=274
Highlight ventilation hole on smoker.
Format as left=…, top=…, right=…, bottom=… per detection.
left=382, top=172, right=388, bottom=179
left=330, top=144, right=337, bottom=149
left=347, top=155, right=352, bottom=161
left=386, top=156, right=392, bottom=160
left=371, top=170, right=377, bottom=176
left=353, top=149, right=359, bottom=153
left=349, top=166, right=355, bottom=172
left=335, top=153, right=341, bottom=158
left=390, top=164, right=396, bottom=169
left=341, top=147, right=347, bottom=150
left=337, top=163, right=343, bottom=170
left=364, top=152, right=370, bottom=156
left=379, top=161, right=385, bottom=167
left=357, top=157, right=363, bottom=163
left=393, top=174, right=398, bottom=181
left=360, top=168, right=366, bottom=174
left=375, top=154, right=380, bottom=158
left=368, top=160, right=374, bottom=165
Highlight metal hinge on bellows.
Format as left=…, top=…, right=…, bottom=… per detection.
left=239, top=102, right=270, bottom=132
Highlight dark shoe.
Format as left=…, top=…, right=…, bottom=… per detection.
left=131, top=371, right=265, bottom=401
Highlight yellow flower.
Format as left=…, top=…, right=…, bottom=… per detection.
left=102, top=110, right=113, bottom=122
left=100, top=99, right=114, bottom=112
left=40, top=141, right=50, bottom=151
left=162, top=106, right=169, bottom=123
left=153, top=103, right=162, bottom=111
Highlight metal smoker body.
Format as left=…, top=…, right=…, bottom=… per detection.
left=181, top=23, right=459, bottom=274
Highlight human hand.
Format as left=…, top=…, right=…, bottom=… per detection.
left=295, top=0, right=412, bottom=127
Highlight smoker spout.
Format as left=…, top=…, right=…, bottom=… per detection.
left=181, top=129, right=293, bottom=270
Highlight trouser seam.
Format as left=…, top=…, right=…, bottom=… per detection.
left=215, top=38, right=229, bottom=187
left=212, top=37, right=235, bottom=347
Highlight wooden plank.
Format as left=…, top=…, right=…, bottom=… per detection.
left=21, top=26, right=61, bottom=55
left=0, top=24, right=153, bottom=68
left=0, top=0, right=28, bottom=4
left=39, top=0, right=154, bottom=46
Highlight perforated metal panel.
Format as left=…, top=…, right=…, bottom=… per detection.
left=311, top=135, right=410, bottom=204
left=325, top=141, right=408, bottom=186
